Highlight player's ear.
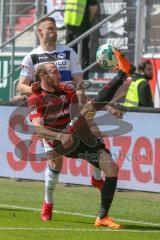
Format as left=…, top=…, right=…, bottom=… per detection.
left=39, top=72, right=45, bottom=82
left=37, top=27, right=42, bottom=37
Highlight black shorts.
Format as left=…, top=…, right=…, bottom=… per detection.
left=54, top=136, right=111, bottom=168
left=50, top=115, right=111, bottom=168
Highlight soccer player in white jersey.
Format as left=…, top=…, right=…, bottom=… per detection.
left=18, top=17, right=103, bottom=220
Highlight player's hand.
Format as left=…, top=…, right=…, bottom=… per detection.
left=105, top=104, right=124, bottom=119
left=59, top=133, right=74, bottom=149
left=112, top=109, right=123, bottom=119
left=31, top=82, right=41, bottom=93
left=81, top=101, right=96, bottom=120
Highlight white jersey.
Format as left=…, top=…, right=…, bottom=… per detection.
left=20, top=44, right=82, bottom=83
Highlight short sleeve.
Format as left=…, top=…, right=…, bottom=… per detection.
left=20, top=55, right=35, bottom=83
left=28, top=94, right=43, bottom=121
left=70, top=48, right=83, bottom=77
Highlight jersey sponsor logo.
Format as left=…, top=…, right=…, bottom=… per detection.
left=55, top=60, right=67, bottom=66
left=38, top=56, right=48, bottom=60
left=47, top=109, right=70, bottom=119
left=54, top=60, right=68, bottom=70
left=57, top=52, right=66, bottom=59
left=31, top=50, right=70, bottom=66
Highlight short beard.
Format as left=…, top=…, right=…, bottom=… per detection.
left=143, top=74, right=152, bottom=80
left=45, top=34, right=57, bottom=44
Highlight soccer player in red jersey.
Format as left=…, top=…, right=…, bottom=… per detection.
left=28, top=50, right=133, bottom=228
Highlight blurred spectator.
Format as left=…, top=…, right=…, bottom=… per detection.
left=64, top=0, right=98, bottom=79
left=123, top=60, right=154, bottom=107
left=45, top=0, right=65, bottom=29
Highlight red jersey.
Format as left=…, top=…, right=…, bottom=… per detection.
left=28, top=83, right=76, bottom=131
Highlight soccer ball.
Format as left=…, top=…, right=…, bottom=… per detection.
left=96, top=43, right=118, bottom=69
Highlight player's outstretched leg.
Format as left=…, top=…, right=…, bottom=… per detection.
left=113, top=48, right=135, bottom=76
left=82, top=49, right=135, bottom=118
left=41, top=155, right=63, bottom=221
left=91, top=49, right=134, bottom=191
left=95, top=149, right=122, bottom=229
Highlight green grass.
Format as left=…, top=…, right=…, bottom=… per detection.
left=0, top=178, right=160, bottom=240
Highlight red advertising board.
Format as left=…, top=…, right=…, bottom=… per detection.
left=0, top=106, right=160, bottom=192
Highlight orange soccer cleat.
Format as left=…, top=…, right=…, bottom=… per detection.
left=112, top=48, right=135, bottom=76
left=41, top=201, right=53, bottom=221
left=95, top=216, right=123, bottom=229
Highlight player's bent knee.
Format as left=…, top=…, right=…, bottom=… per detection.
left=103, top=162, right=119, bottom=177
left=48, top=157, right=63, bottom=172
left=110, top=163, right=119, bottom=177
left=98, top=149, right=119, bottom=177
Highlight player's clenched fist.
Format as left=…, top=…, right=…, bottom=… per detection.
left=31, top=82, right=41, bottom=93
left=105, top=105, right=124, bottom=119
left=59, top=133, right=74, bottom=149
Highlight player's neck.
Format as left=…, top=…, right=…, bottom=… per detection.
left=40, top=41, right=56, bottom=52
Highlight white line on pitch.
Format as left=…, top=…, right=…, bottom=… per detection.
left=0, top=204, right=160, bottom=227
left=0, top=227, right=160, bottom=233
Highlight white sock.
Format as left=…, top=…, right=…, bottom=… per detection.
left=93, top=167, right=102, bottom=180
left=45, top=166, right=60, bottom=204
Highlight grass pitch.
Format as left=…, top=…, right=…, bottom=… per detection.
left=0, top=178, right=160, bottom=240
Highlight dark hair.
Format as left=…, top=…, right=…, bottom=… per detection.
left=35, top=64, right=48, bottom=82
left=138, top=60, right=152, bottom=72
left=37, top=17, right=56, bottom=27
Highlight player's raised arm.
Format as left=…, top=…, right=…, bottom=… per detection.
left=18, top=76, right=32, bottom=96
left=70, top=48, right=87, bottom=107
left=19, top=75, right=40, bottom=96
left=92, top=49, right=134, bottom=109
left=18, top=54, right=41, bottom=96
left=73, top=74, right=87, bottom=107
left=18, top=55, right=33, bottom=95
